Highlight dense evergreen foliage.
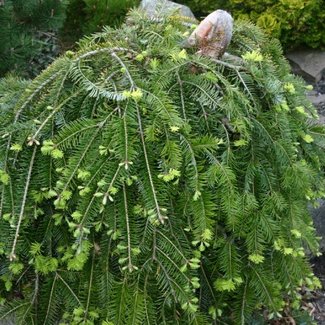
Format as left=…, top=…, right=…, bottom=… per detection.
left=0, top=0, right=69, bottom=78
left=0, top=10, right=324, bottom=324
left=61, top=0, right=139, bottom=47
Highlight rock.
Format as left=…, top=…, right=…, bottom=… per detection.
left=185, top=10, right=233, bottom=59
left=310, top=200, right=325, bottom=253
left=308, top=93, right=325, bottom=108
left=140, top=0, right=196, bottom=19
left=286, top=50, right=325, bottom=83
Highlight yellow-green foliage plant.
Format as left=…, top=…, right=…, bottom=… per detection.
left=0, top=9, right=324, bottom=324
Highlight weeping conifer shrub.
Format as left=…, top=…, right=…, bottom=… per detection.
left=0, top=9, right=325, bottom=324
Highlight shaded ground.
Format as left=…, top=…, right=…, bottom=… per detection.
left=311, top=75, right=325, bottom=324
left=315, top=77, right=325, bottom=112
left=316, top=78, right=325, bottom=95
left=311, top=256, right=325, bottom=324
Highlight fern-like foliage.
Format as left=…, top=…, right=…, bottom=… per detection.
left=0, top=10, right=324, bottom=324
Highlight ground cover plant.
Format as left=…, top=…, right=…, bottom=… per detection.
left=0, top=9, right=325, bottom=324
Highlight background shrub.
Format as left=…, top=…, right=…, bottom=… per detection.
left=0, top=0, right=69, bottom=78
left=61, top=0, right=139, bottom=48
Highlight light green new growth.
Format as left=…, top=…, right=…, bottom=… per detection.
left=0, top=9, right=324, bottom=324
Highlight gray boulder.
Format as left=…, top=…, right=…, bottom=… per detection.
left=286, top=50, right=325, bottom=83
left=185, top=10, right=233, bottom=59
left=140, top=0, right=196, bottom=19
